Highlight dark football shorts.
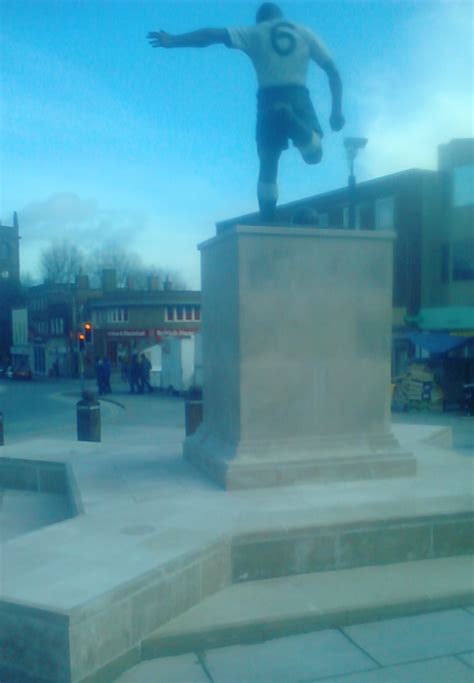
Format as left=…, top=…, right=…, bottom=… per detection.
left=256, top=84, right=323, bottom=155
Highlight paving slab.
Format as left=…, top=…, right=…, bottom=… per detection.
left=113, top=654, right=209, bottom=683
left=314, top=655, right=474, bottom=683
left=143, top=556, right=474, bottom=658
left=1, top=404, right=473, bottom=683
left=343, top=608, right=474, bottom=666
left=204, top=629, right=376, bottom=683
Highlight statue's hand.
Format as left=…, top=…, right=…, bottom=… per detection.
left=147, top=30, right=174, bottom=48
left=330, top=111, right=345, bottom=132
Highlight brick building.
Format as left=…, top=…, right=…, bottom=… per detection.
left=23, top=270, right=201, bottom=378
left=85, top=271, right=201, bottom=367
left=0, top=212, right=22, bottom=363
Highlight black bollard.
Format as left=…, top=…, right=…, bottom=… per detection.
left=0, top=411, right=3, bottom=446
left=77, top=391, right=101, bottom=442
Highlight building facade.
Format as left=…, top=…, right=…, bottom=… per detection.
left=86, top=272, right=200, bottom=369
left=0, top=212, right=23, bottom=363
left=217, top=138, right=474, bottom=382
left=23, top=270, right=201, bottom=378
left=0, top=212, right=20, bottom=283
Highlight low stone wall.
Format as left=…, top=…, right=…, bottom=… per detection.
left=231, top=512, right=474, bottom=582
left=0, top=539, right=231, bottom=683
left=0, top=457, right=83, bottom=517
left=2, top=508, right=473, bottom=683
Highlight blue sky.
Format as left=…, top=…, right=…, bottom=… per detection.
left=1, top=0, right=472, bottom=287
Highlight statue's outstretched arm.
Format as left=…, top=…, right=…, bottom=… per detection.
left=309, top=38, right=345, bottom=132
left=322, top=60, right=345, bottom=131
left=147, top=28, right=231, bottom=49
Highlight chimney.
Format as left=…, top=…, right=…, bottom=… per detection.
left=148, top=275, right=161, bottom=291
left=75, top=274, right=90, bottom=290
left=102, top=269, right=117, bottom=292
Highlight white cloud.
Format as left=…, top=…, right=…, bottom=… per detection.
left=354, top=1, right=473, bottom=180
left=16, top=192, right=151, bottom=276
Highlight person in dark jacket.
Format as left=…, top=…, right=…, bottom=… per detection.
left=103, top=357, right=112, bottom=394
left=129, top=354, right=141, bottom=394
left=95, top=358, right=106, bottom=396
left=140, top=353, right=153, bottom=393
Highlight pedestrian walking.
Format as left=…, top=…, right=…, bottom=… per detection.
left=140, top=353, right=153, bottom=393
left=95, top=359, right=106, bottom=396
left=121, top=358, right=129, bottom=383
left=129, top=355, right=141, bottom=394
left=103, top=357, right=112, bottom=394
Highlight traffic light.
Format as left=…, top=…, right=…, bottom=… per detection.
left=84, top=322, right=93, bottom=344
left=78, top=332, right=86, bottom=352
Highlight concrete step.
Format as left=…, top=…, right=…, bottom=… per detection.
left=142, top=555, right=474, bottom=660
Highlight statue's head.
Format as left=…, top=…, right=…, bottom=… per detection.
left=256, top=3, right=283, bottom=23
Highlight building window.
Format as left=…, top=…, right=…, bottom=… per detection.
left=107, top=308, right=128, bottom=323
left=357, top=204, right=375, bottom=230
left=452, top=165, right=474, bottom=207
left=318, top=213, right=328, bottom=228
left=452, top=240, right=474, bottom=281
left=0, top=242, right=11, bottom=260
left=375, top=197, right=394, bottom=231
left=166, top=306, right=200, bottom=322
left=50, top=318, right=65, bottom=336
left=329, top=207, right=344, bottom=228
left=343, top=207, right=349, bottom=228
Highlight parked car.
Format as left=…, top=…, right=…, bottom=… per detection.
left=7, top=366, right=33, bottom=381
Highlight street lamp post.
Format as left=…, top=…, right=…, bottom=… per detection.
left=344, top=137, right=368, bottom=229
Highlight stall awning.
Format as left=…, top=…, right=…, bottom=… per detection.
left=408, top=307, right=474, bottom=331
left=407, top=332, right=472, bottom=355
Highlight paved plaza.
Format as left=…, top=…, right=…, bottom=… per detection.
left=0, top=376, right=473, bottom=682
left=116, top=608, right=474, bottom=682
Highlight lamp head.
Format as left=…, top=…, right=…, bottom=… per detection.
left=344, top=137, right=368, bottom=163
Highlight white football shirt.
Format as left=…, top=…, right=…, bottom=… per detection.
left=227, top=18, right=332, bottom=89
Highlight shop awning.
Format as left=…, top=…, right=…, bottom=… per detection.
left=407, top=332, right=472, bottom=355
left=407, top=307, right=474, bottom=331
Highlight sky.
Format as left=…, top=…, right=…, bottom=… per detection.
left=0, top=0, right=472, bottom=288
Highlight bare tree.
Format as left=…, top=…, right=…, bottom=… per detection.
left=40, top=241, right=84, bottom=284
left=88, top=243, right=143, bottom=287
left=88, top=244, right=188, bottom=289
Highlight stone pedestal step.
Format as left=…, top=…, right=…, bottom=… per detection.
left=142, top=555, right=474, bottom=660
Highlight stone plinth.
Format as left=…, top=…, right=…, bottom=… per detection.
left=184, top=225, right=415, bottom=489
